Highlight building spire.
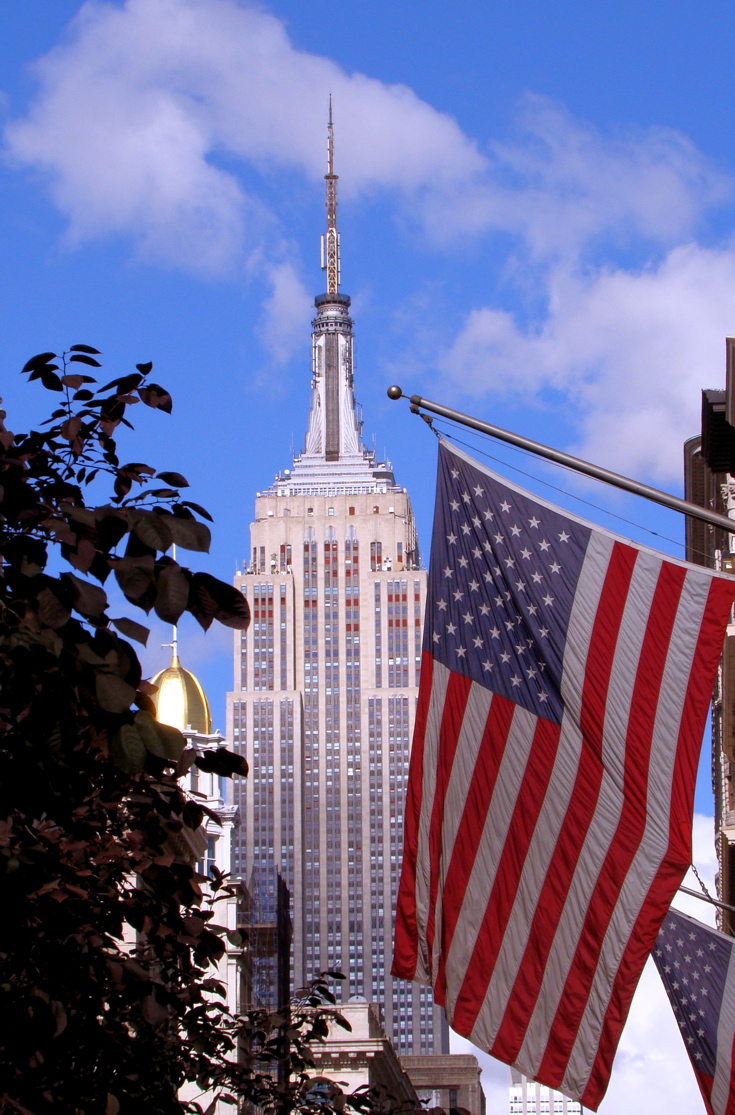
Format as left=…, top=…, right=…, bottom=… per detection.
left=321, top=96, right=340, bottom=294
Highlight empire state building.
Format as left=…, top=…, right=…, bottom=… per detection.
left=227, top=110, right=447, bottom=1055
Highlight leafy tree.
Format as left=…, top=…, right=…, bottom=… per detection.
left=0, top=349, right=420, bottom=1115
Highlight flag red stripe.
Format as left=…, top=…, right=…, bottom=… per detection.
left=725, top=1043, right=735, bottom=1115
left=425, top=671, right=473, bottom=970
left=434, top=691, right=516, bottom=1003
left=669, top=575, right=735, bottom=860
left=393, top=650, right=435, bottom=980
left=693, top=1071, right=716, bottom=1115
left=487, top=542, right=638, bottom=1064
left=451, top=714, right=563, bottom=1035
left=582, top=574, right=735, bottom=1109
left=536, top=560, right=686, bottom=1088
left=725, top=1049, right=735, bottom=1115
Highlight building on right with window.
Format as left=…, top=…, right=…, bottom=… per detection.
left=683, top=338, right=735, bottom=933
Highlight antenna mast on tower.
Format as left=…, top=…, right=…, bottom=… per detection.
left=320, top=97, right=340, bottom=294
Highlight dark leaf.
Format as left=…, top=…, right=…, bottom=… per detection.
left=181, top=501, right=214, bottom=522
left=112, top=555, right=155, bottom=603
left=182, top=799, right=204, bottom=830
left=120, top=461, right=156, bottom=478
left=137, top=383, right=172, bottom=413
left=100, top=373, right=143, bottom=393
left=36, top=587, right=71, bottom=629
left=129, top=509, right=173, bottom=552
left=135, top=711, right=185, bottom=763
left=64, top=503, right=96, bottom=527
left=50, top=999, right=68, bottom=1037
left=60, top=415, right=82, bottom=442
left=69, top=344, right=101, bottom=354
left=134, top=690, right=157, bottom=716
left=73, top=389, right=95, bottom=401
left=114, top=474, right=132, bottom=501
left=168, top=516, right=210, bottom=553
left=97, top=674, right=136, bottom=714
left=156, top=471, right=189, bottom=487
left=62, top=374, right=96, bottom=388
left=40, top=371, right=64, bottom=392
left=189, top=573, right=250, bottom=631
left=61, top=571, right=108, bottom=618
left=195, top=749, right=249, bottom=778
left=154, top=563, right=190, bottom=624
left=110, top=616, right=150, bottom=646
left=67, top=538, right=96, bottom=575
left=69, top=353, right=102, bottom=367
left=141, top=992, right=169, bottom=1026
left=22, top=351, right=57, bottom=373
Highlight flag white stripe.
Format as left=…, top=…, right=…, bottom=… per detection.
left=443, top=701, right=539, bottom=1020
left=464, top=531, right=613, bottom=1051
left=711, top=943, right=735, bottom=1115
left=430, top=683, right=494, bottom=980
left=413, top=659, right=450, bottom=981
left=563, top=568, right=714, bottom=1094
left=516, top=548, right=661, bottom=1076
left=466, top=710, right=582, bottom=1053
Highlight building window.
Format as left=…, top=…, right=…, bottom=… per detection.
left=204, top=835, right=216, bottom=877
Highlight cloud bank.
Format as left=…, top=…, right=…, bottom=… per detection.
left=5, top=0, right=482, bottom=270
left=6, top=0, right=735, bottom=473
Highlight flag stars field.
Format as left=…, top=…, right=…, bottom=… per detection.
left=428, top=446, right=585, bottom=722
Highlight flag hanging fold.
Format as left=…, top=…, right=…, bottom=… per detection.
left=392, top=439, right=735, bottom=1110
left=654, top=908, right=735, bottom=1115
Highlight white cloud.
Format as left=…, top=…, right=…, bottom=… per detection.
left=4, top=0, right=482, bottom=270
left=256, top=260, right=313, bottom=368
left=456, top=95, right=730, bottom=260
left=451, top=813, right=719, bottom=1114
left=8, top=2, right=725, bottom=269
left=438, top=243, right=735, bottom=482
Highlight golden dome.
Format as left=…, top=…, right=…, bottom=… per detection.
left=150, top=651, right=212, bottom=735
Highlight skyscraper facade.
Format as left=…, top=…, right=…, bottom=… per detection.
left=226, top=112, right=447, bottom=1054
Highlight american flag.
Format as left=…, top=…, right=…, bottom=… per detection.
left=393, top=440, right=735, bottom=1110
left=653, top=908, right=735, bottom=1115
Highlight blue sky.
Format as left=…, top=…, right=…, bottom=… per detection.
left=2, top=3, right=734, bottom=1110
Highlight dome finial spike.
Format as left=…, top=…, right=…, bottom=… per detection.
left=164, top=542, right=180, bottom=666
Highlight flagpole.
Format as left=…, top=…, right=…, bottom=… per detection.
left=678, top=885, right=735, bottom=915
left=387, top=386, right=735, bottom=537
